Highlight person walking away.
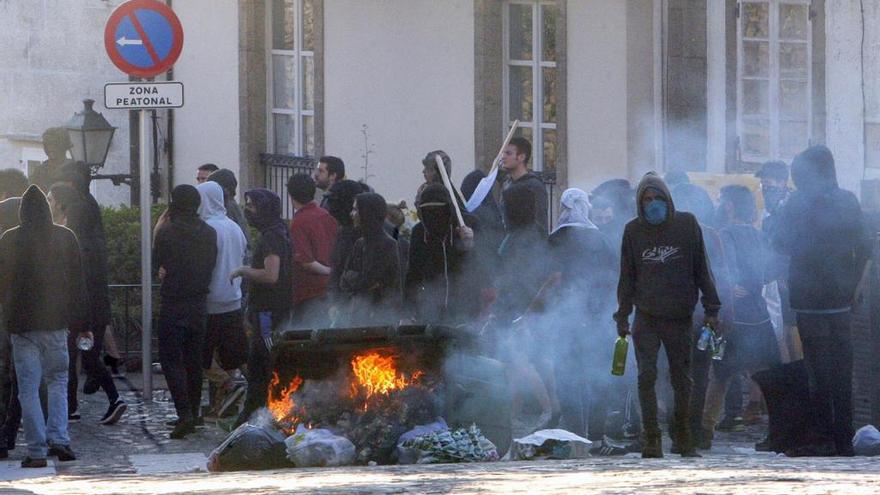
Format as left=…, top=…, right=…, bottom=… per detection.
left=231, top=189, right=292, bottom=427
left=47, top=183, right=127, bottom=426
left=547, top=188, right=617, bottom=442
left=500, top=138, right=548, bottom=235
left=154, top=185, right=217, bottom=439
left=0, top=185, right=89, bottom=467
left=614, top=172, right=721, bottom=458
left=196, top=182, right=248, bottom=417
left=700, top=185, right=780, bottom=448
left=773, top=145, right=869, bottom=457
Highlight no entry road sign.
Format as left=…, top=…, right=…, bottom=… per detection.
left=104, top=0, right=183, bottom=78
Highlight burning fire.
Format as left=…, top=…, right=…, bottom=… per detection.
left=267, top=372, right=303, bottom=426
left=349, top=352, right=423, bottom=402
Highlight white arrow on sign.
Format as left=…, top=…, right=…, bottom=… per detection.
left=116, top=36, right=143, bottom=47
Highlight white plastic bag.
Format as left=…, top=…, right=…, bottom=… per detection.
left=285, top=426, right=356, bottom=467
left=512, top=429, right=592, bottom=460
left=853, top=425, right=880, bottom=456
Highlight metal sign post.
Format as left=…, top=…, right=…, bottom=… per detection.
left=139, top=108, right=152, bottom=401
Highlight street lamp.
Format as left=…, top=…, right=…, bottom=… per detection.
left=65, top=99, right=116, bottom=171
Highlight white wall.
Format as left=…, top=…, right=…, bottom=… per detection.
left=323, top=0, right=475, bottom=205
left=566, top=0, right=630, bottom=193
left=0, top=0, right=131, bottom=205
left=172, top=0, right=240, bottom=187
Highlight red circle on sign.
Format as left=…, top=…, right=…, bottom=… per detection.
left=104, top=0, right=184, bottom=79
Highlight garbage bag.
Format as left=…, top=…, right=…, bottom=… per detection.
left=395, top=418, right=448, bottom=464
left=285, top=426, right=356, bottom=467
left=512, top=429, right=592, bottom=460
left=853, top=425, right=880, bottom=456
left=751, top=360, right=811, bottom=453
left=207, top=423, right=291, bottom=472
left=399, top=424, right=498, bottom=464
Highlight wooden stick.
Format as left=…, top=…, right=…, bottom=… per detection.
left=490, top=119, right=520, bottom=175
left=435, top=155, right=466, bottom=228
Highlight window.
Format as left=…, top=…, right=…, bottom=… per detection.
left=503, top=1, right=558, bottom=171
left=737, top=0, right=811, bottom=164
left=268, top=0, right=316, bottom=157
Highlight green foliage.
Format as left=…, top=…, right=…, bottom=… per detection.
left=102, top=204, right=165, bottom=284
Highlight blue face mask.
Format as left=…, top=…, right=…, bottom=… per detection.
left=645, top=199, right=668, bottom=225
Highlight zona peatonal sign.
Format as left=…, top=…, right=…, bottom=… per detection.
left=104, top=0, right=183, bottom=79
left=104, top=81, right=183, bottom=109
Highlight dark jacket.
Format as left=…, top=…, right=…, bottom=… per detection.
left=720, top=224, right=771, bottom=324
left=549, top=225, right=617, bottom=318
left=326, top=180, right=364, bottom=295
left=64, top=189, right=112, bottom=328
left=503, top=172, right=548, bottom=235
left=0, top=186, right=88, bottom=334
left=773, top=148, right=869, bottom=312
left=154, top=210, right=217, bottom=310
left=0, top=198, right=21, bottom=233
left=614, top=173, right=721, bottom=327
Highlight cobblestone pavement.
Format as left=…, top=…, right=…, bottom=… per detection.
left=0, top=374, right=878, bottom=494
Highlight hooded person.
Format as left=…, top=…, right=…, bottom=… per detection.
left=326, top=179, right=365, bottom=296
left=339, top=192, right=400, bottom=324
left=404, top=184, right=479, bottom=323
left=154, top=185, right=218, bottom=439
left=546, top=188, right=617, bottom=440
left=0, top=185, right=88, bottom=467
left=590, top=179, right=636, bottom=249
left=461, top=169, right=505, bottom=255
left=207, top=168, right=251, bottom=254
left=772, top=145, right=869, bottom=457
left=231, top=188, right=292, bottom=428
left=196, top=182, right=248, bottom=408
left=614, top=172, right=721, bottom=459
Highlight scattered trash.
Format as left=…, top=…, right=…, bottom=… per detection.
left=399, top=424, right=498, bottom=464
left=853, top=425, right=880, bottom=456
left=512, top=429, right=592, bottom=460
left=207, top=422, right=291, bottom=472
left=285, top=426, right=357, bottom=467
left=395, top=418, right=449, bottom=464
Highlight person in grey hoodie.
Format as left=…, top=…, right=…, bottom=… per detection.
left=614, top=172, right=721, bottom=459
left=196, top=182, right=248, bottom=414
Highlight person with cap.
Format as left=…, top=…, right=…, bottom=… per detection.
left=500, top=137, right=548, bottom=235
left=154, top=185, right=218, bottom=439
left=773, top=145, right=869, bottom=457
left=547, top=188, right=617, bottom=441
left=0, top=185, right=89, bottom=467
left=31, top=128, right=75, bottom=193
left=404, top=184, right=477, bottom=324
left=614, top=172, right=721, bottom=458
left=231, top=189, right=292, bottom=427
left=208, top=168, right=251, bottom=253
left=313, top=156, right=346, bottom=210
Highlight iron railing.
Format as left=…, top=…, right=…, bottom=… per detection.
left=108, top=284, right=160, bottom=364
left=260, top=153, right=317, bottom=219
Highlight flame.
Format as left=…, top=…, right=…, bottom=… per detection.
left=349, top=352, right=421, bottom=403
left=267, top=372, right=303, bottom=425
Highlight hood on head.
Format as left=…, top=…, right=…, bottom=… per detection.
left=417, top=184, right=454, bottom=234
left=355, top=192, right=388, bottom=234
left=207, top=169, right=238, bottom=197
left=0, top=197, right=22, bottom=232
left=19, top=185, right=52, bottom=229
left=792, top=145, right=837, bottom=193
left=672, top=183, right=713, bottom=225
left=636, top=172, right=675, bottom=223
left=170, top=185, right=201, bottom=219
left=327, top=179, right=362, bottom=227
left=197, top=181, right=227, bottom=220
left=244, top=188, right=282, bottom=229
left=502, top=182, right=536, bottom=229
left=591, top=178, right=635, bottom=217
left=460, top=170, right=485, bottom=201
left=553, top=188, right=596, bottom=234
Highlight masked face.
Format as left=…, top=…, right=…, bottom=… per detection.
left=418, top=203, right=450, bottom=235
left=761, top=185, right=788, bottom=213
left=645, top=199, right=668, bottom=225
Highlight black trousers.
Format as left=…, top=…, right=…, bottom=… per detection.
left=796, top=312, right=853, bottom=452
left=235, top=310, right=282, bottom=427
left=67, top=323, right=119, bottom=414
left=158, top=306, right=207, bottom=422
left=633, top=313, right=693, bottom=440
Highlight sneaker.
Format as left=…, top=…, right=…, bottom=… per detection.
left=216, top=382, right=246, bottom=418
left=170, top=421, right=196, bottom=440
left=21, top=457, right=47, bottom=468
left=68, top=412, right=81, bottom=423
left=100, top=399, right=127, bottom=425
left=48, top=444, right=76, bottom=462
left=716, top=416, right=745, bottom=432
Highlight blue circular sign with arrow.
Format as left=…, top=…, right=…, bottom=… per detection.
left=104, top=0, right=183, bottom=79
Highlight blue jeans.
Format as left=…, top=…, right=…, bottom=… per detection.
left=11, top=329, right=69, bottom=459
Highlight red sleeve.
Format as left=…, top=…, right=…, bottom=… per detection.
left=291, top=216, right=317, bottom=265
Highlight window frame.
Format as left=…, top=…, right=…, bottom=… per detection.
left=502, top=0, right=558, bottom=172
left=736, top=0, right=812, bottom=164
left=266, top=0, right=316, bottom=157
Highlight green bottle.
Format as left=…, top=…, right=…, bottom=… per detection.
left=611, top=336, right=628, bottom=376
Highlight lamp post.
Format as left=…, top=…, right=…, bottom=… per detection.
left=65, top=99, right=117, bottom=171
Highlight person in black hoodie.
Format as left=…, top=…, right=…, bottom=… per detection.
left=404, top=184, right=477, bottom=324
left=231, top=188, right=292, bottom=427
left=154, top=185, right=217, bottom=439
left=340, top=192, right=400, bottom=325
left=326, top=179, right=364, bottom=298
left=614, top=172, right=721, bottom=458
left=773, top=145, right=869, bottom=457
left=0, top=185, right=88, bottom=467
left=590, top=179, right=636, bottom=249
left=500, top=137, right=548, bottom=235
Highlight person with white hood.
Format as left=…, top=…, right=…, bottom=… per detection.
left=547, top=189, right=617, bottom=441
left=196, top=181, right=248, bottom=417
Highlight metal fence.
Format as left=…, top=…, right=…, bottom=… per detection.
left=261, top=153, right=317, bottom=219
left=108, top=284, right=160, bottom=364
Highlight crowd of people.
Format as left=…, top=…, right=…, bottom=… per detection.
left=0, top=128, right=869, bottom=468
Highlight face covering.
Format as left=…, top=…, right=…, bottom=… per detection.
left=645, top=199, right=667, bottom=225
left=762, top=186, right=787, bottom=213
